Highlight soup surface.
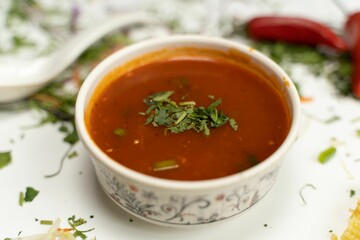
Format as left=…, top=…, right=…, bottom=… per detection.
left=87, top=56, right=290, bottom=181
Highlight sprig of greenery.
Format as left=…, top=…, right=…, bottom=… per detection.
left=252, top=41, right=353, bottom=96
left=19, top=187, right=39, bottom=206
left=0, top=152, right=12, bottom=169
left=67, top=215, right=95, bottom=239
left=141, top=91, right=238, bottom=136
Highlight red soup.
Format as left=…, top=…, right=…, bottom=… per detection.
left=86, top=49, right=290, bottom=181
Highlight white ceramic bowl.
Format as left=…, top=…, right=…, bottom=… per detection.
left=75, top=35, right=301, bottom=227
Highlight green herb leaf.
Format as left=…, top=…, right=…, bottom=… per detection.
left=350, top=189, right=355, bottom=198
left=40, top=220, right=53, bottom=225
left=152, top=159, right=179, bottom=172
left=68, top=151, right=78, bottom=159
left=324, top=115, right=341, bottom=124
left=68, top=215, right=95, bottom=240
left=0, top=151, right=12, bottom=169
left=63, top=130, right=79, bottom=145
left=142, top=91, right=237, bottom=136
left=318, top=146, right=336, bottom=164
left=19, top=192, right=24, bottom=206
left=113, top=128, right=126, bottom=137
left=356, top=129, right=360, bottom=137
left=229, top=118, right=238, bottom=131
left=24, top=187, right=39, bottom=202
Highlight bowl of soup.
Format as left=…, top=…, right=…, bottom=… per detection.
left=75, top=35, right=301, bottom=227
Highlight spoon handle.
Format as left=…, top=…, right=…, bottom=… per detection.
left=47, top=11, right=153, bottom=82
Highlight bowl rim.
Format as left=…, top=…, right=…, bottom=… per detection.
left=75, top=35, right=301, bottom=192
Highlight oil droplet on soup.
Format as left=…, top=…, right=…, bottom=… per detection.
left=87, top=57, right=290, bottom=181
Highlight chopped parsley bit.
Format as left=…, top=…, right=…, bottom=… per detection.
left=113, top=128, right=126, bottom=137
left=0, top=151, right=12, bottom=169
left=318, top=146, right=337, bottom=164
left=324, top=115, right=341, bottom=124
left=142, top=91, right=238, bottom=136
left=129, top=218, right=134, bottom=222
left=263, top=224, right=268, bottom=227
left=19, top=191, right=25, bottom=206
left=40, top=219, right=54, bottom=225
left=24, top=187, right=39, bottom=202
left=350, top=189, right=356, bottom=198
left=152, top=159, right=179, bottom=172
left=19, top=187, right=39, bottom=206
left=68, top=215, right=95, bottom=240
left=68, top=150, right=78, bottom=159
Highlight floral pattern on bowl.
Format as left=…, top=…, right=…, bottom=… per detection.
left=95, top=161, right=279, bottom=226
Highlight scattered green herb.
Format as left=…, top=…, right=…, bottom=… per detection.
left=299, top=183, right=317, bottom=205
left=68, top=215, right=95, bottom=240
left=318, top=146, right=337, bottom=164
left=19, top=191, right=25, bottom=206
left=40, top=219, right=53, bottom=225
left=19, top=187, right=39, bottom=206
left=324, top=115, right=341, bottom=124
left=142, top=91, right=238, bottom=136
left=252, top=41, right=353, bottom=97
left=68, top=150, right=78, bottom=159
left=263, top=224, right=268, bottom=228
left=77, top=33, right=131, bottom=65
left=24, top=187, right=39, bottom=202
left=152, top=159, right=179, bottom=172
left=350, top=189, right=356, bottom=198
left=246, top=154, right=260, bottom=166
left=0, top=151, right=12, bottom=169
left=113, top=128, right=126, bottom=137
left=356, top=129, right=360, bottom=137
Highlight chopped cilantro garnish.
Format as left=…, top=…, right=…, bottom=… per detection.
left=63, top=130, right=79, bottom=145
left=40, top=219, right=53, bottom=225
left=19, top=191, right=25, bottom=206
left=24, top=187, right=39, bottom=202
left=19, top=187, right=39, bottom=206
left=152, top=159, right=179, bottom=172
left=113, top=128, right=126, bottom=137
left=142, top=91, right=238, bottom=136
left=324, top=115, right=341, bottom=124
left=350, top=189, right=355, bottom=198
left=68, top=150, right=78, bottom=159
left=356, top=129, right=360, bottom=137
left=68, top=215, right=95, bottom=240
left=318, top=146, right=336, bottom=164
left=0, top=151, right=12, bottom=169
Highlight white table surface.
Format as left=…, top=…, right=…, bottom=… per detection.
left=1, top=0, right=360, bottom=239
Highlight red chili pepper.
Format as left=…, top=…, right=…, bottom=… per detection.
left=345, top=12, right=360, bottom=98
left=247, top=16, right=348, bottom=52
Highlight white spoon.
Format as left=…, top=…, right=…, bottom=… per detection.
left=0, top=11, right=152, bottom=103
